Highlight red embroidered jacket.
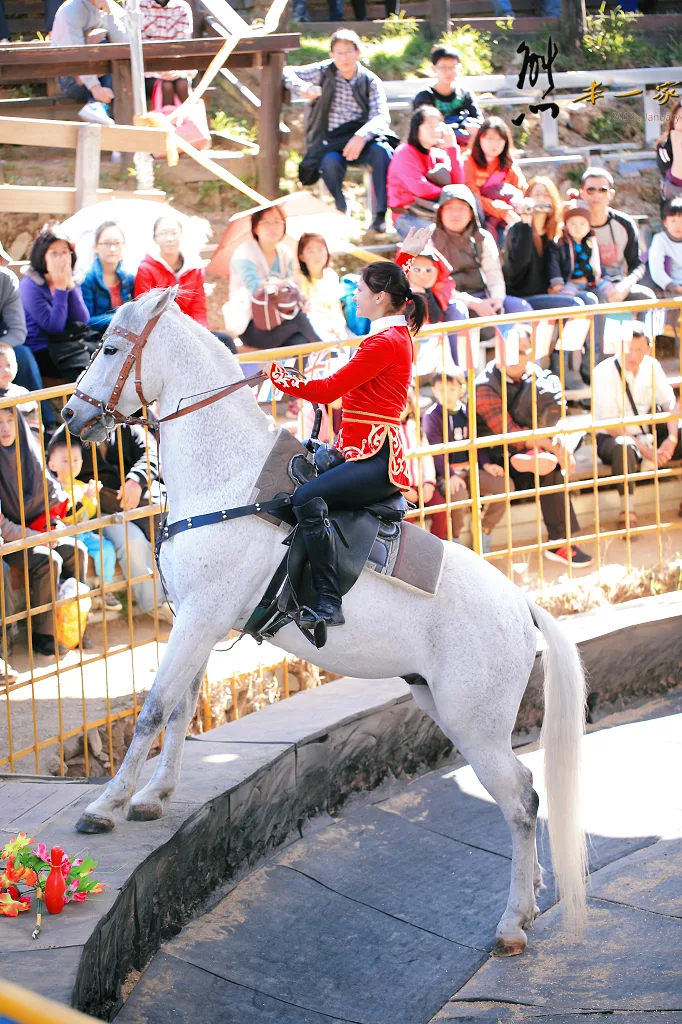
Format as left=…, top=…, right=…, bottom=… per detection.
left=268, top=320, right=414, bottom=489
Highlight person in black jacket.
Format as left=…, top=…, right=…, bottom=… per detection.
left=412, top=46, right=482, bottom=146
left=76, top=423, right=172, bottom=621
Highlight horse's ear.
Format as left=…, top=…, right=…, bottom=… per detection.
left=147, top=285, right=179, bottom=319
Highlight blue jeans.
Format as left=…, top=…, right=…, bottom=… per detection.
left=393, top=211, right=434, bottom=240
left=12, top=344, right=57, bottom=426
left=102, top=521, right=164, bottom=613
left=320, top=139, right=392, bottom=215
left=57, top=73, right=113, bottom=104
left=79, top=530, right=117, bottom=583
left=444, top=293, right=533, bottom=362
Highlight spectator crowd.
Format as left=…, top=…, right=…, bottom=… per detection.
left=1, top=24, right=682, bottom=681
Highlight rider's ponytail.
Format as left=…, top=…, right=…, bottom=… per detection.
left=361, top=262, right=427, bottom=336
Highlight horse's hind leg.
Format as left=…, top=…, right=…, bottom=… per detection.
left=128, top=659, right=209, bottom=821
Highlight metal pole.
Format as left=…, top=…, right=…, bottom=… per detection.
left=123, top=0, right=155, bottom=190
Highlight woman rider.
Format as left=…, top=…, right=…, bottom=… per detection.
left=267, top=227, right=431, bottom=629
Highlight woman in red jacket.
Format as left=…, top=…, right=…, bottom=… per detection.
left=268, top=226, right=431, bottom=628
left=387, top=105, right=464, bottom=240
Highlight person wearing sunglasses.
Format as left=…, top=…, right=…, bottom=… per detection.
left=579, top=168, right=655, bottom=301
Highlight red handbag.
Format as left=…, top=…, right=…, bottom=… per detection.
left=251, top=281, right=302, bottom=332
left=150, top=80, right=211, bottom=156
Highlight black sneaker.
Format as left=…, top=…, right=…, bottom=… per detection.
left=368, top=214, right=387, bottom=234
left=544, top=545, right=593, bottom=567
left=32, top=632, right=68, bottom=658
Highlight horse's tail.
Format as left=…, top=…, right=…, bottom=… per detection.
left=525, top=595, right=588, bottom=935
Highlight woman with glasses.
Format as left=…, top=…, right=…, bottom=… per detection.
left=81, top=222, right=134, bottom=338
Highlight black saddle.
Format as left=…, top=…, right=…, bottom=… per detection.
left=243, top=440, right=409, bottom=649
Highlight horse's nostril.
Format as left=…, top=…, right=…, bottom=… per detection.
left=61, top=407, right=74, bottom=423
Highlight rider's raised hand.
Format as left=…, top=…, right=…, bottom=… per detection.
left=400, top=224, right=436, bottom=257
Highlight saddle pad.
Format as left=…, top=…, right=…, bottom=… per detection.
left=249, top=428, right=308, bottom=525
left=374, top=520, right=444, bottom=597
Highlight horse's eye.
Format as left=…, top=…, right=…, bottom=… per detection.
left=103, top=345, right=118, bottom=356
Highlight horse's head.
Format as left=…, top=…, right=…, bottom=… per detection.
left=62, top=286, right=178, bottom=442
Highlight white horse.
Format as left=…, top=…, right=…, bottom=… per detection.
left=62, top=288, right=587, bottom=956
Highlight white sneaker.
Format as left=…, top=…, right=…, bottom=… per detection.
left=78, top=101, right=115, bottom=127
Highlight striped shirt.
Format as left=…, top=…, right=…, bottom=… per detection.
left=283, top=60, right=390, bottom=139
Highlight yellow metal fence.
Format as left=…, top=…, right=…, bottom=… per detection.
left=1, top=295, right=681, bottom=775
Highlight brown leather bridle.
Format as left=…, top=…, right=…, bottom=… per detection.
left=72, top=308, right=267, bottom=437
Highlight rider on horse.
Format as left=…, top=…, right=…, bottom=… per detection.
left=268, top=227, right=431, bottom=629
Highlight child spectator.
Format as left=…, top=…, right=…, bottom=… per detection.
left=0, top=406, right=89, bottom=658
left=422, top=369, right=507, bottom=552
left=46, top=431, right=123, bottom=612
left=548, top=198, right=604, bottom=382
left=0, top=343, right=37, bottom=423
left=463, top=117, right=527, bottom=244
left=81, top=222, right=134, bottom=337
left=397, top=243, right=469, bottom=363
left=649, top=196, right=682, bottom=297
left=399, top=386, right=437, bottom=515
left=20, top=229, right=96, bottom=382
left=296, top=233, right=349, bottom=344
left=551, top=199, right=601, bottom=295
left=656, top=100, right=682, bottom=212
left=412, top=46, right=482, bottom=146
left=387, top=106, right=464, bottom=239
left=139, top=0, right=194, bottom=105
left=50, top=0, right=127, bottom=125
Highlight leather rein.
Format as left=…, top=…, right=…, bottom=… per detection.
left=73, top=310, right=267, bottom=436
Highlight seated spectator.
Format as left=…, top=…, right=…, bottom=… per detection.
left=0, top=405, right=89, bottom=659
left=579, top=167, right=656, bottom=311
left=0, top=543, right=19, bottom=683
left=0, top=252, right=56, bottom=429
left=82, top=222, right=134, bottom=338
left=476, top=330, right=592, bottom=567
left=463, top=117, right=527, bottom=245
left=225, top=206, right=322, bottom=352
left=140, top=0, right=194, bottom=105
left=488, top=0, right=560, bottom=18
left=399, top=386, right=437, bottom=517
left=655, top=100, right=682, bottom=212
left=76, top=422, right=173, bottom=622
left=412, top=46, right=483, bottom=146
left=649, top=196, right=682, bottom=298
left=547, top=198, right=604, bottom=383
left=433, top=185, right=533, bottom=333
left=593, top=325, right=680, bottom=529
left=387, top=106, right=464, bottom=239
left=296, top=233, right=350, bottom=344
left=136, top=217, right=235, bottom=352
left=284, top=29, right=394, bottom=233
left=0, top=343, right=38, bottom=425
left=20, top=229, right=98, bottom=383
left=50, top=0, right=127, bottom=125
left=47, top=430, right=122, bottom=612
left=422, top=369, right=506, bottom=552
left=396, top=240, right=469, bottom=364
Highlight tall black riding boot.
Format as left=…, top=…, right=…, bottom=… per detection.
left=294, top=497, right=345, bottom=627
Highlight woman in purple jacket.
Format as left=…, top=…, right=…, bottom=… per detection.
left=19, top=230, right=96, bottom=382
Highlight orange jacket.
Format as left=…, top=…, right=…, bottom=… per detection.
left=463, top=152, right=527, bottom=223
left=269, top=321, right=413, bottom=489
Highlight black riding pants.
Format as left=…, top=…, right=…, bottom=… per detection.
left=292, top=437, right=399, bottom=511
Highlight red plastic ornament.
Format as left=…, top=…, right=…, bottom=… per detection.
left=44, top=847, right=66, bottom=915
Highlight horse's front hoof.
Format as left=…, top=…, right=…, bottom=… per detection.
left=127, top=800, right=163, bottom=821
left=493, top=931, right=527, bottom=957
left=75, top=810, right=116, bottom=833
